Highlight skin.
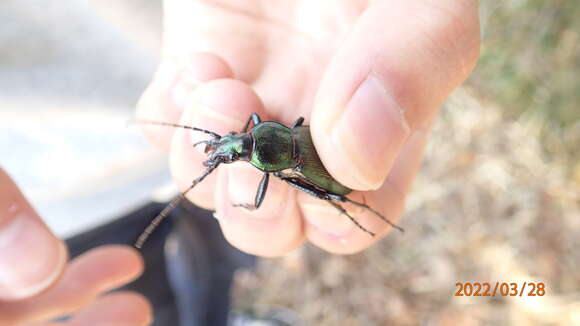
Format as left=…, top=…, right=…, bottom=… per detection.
left=0, top=1, right=479, bottom=323
left=0, top=168, right=152, bottom=326
left=137, top=0, right=480, bottom=256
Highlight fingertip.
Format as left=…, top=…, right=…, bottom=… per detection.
left=224, top=164, right=287, bottom=220
left=0, top=169, right=68, bottom=301
left=186, top=78, right=267, bottom=132
left=213, top=164, right=305, bottom=257
left=182, top=52, right=234, bottom=83
left=136, top=61, right=183, bottom=150
left=305, top=215, right=387, bottom=255
left=387, top=128, right=430, bottom=196
left=70, top=291, right=153, bottom=326
left=99, top=245, right=145, bottom=277
left=7, top=246, right=148, bottom=325
left=136, top=53, right=235, bottom=150
left=312, top=0, right=481, bottom=190
left=170, top=78, right=266, bottom=209
left=303, top=204, right=379, bottom=255
left=312, top=75, right=411, bottom=191
left=302, top=190, right=404, bottom=254
left=68, top=245, right=146, bottom=289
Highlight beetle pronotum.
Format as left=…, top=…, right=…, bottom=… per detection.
left=134, top=113, right=403, bottom=248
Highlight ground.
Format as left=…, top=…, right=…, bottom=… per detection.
left=231, top=88, right=579, bottom=325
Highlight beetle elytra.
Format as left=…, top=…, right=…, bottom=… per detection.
left=134, top=113, right=403, bottom=248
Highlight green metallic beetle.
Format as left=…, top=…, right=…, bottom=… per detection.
left=134, top=113, right=403, bottom=248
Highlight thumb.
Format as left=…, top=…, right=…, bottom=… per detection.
left=0, top=168, right=67, bottom=301
left=311, top=0, right=479, bottom=190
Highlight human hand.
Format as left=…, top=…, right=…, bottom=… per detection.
left=0, top=169, right=151, bottom=326
left=136, top=0, right=480, bottom=255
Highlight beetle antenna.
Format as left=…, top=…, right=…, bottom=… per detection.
left=134, top=163, right=220, bottom=249
left=130, top=119, right=222, bottom=139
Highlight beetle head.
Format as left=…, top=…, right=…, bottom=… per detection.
left=197, top=132, right=253, bottom=166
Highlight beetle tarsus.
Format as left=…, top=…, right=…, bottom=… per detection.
left=275, top=174, right=376, bottom=236
left=291, top=117, right=305, bottom=128
left=241, top=113, right=262, bottom=132
left=233, top=203, right=258, bottom=210
left=328, top=201, right=375, bottom=236
left=343, top=197, right=404, bottom=233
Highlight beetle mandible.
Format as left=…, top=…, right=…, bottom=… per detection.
left=134, top=113, right=403, bottom=248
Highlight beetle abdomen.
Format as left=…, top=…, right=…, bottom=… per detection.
left=250, top=122, right=296, bottom=172
left=292, top=126, right=352, bottom=195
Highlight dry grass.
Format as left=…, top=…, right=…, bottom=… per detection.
left=231, top=88, right=580, bottom=325
left=471, top=1, right=580, bottom=165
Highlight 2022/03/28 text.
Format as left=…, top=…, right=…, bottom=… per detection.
left=455, top=282, right=546, bottom=297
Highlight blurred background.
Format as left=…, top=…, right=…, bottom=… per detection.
left=1, top=1, right=578, bottom=325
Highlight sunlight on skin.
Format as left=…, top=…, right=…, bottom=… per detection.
left=0, top=168, right=150, bottom=326
left=136, top=0, right=480, bottom=256
left=0, top=245, right=149, bottom=326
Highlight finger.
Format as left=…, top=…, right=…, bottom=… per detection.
left=302, top=187, right=405, bottom=255
left=311, top=0, right=480, bottom=190
left=170, top=78, right=304, bottom=255
left=0, top=246, right=143, bottom=325
left=136, top=53, right=234, bottom=150
left=28, top=292, right=151, bottom=326
left=304, top=126, right=431, bottom=254
left=214, top=164, right=305, bottom=257
left=0, top=168, right=67, bottom=301
left=386, top=127, right=431, bottom=197
left=169, top=78, right=267, bottom=210
left=68, top=292, right=152, bottom=326
left=163, top=0, right=266, bottom=82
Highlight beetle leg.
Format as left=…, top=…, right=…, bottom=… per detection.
left=327, top=201, right=375, bottom=237
left=275, top=174, right=375, bottom=236
left=233, top=173, right=269, bottom=210
left=334, top=195, right=404, bottom=233
left=274, top=173, right=328, bottom=199
left=241, top=113, right=262, bottom=132
left=291, top=117, right=305, bottom=128
left=254, top=173, right=270, bottom=208
left=193, top=140, right=209, bottom=148
left=277, top=176, right=324, bottom=199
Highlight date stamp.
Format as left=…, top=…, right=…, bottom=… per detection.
left=455, top=282, right=546, bottom=297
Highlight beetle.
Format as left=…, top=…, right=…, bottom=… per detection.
left=134, top=113, right=403, bottom=248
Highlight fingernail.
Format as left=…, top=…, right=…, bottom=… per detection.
left=332, top=75, right=410, bottom=190
left=0, top=203, right=67, bottom=300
